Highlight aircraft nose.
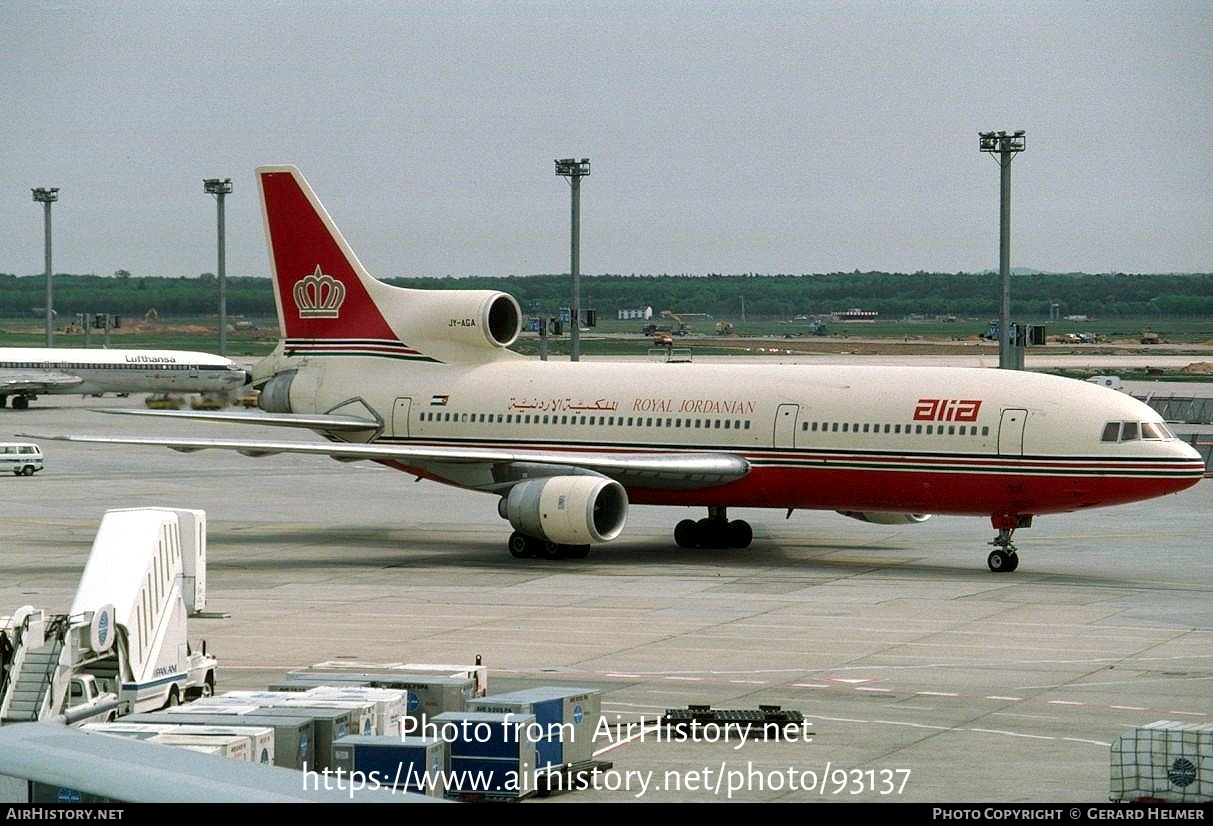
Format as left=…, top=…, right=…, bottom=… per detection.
left=1176, top=436, right=1204, bottom=463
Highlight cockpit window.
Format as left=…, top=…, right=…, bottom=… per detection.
left=1102, top=420, right=1174, bottom=442
left=1141, top=422, right=1167, bottom=440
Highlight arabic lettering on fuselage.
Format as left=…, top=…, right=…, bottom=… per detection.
left=504, top=396, right=757, bottom=416
left=507, top=397, right=620, bottom=412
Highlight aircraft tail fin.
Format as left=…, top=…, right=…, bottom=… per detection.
left=256, top=165, right=521, bottom=364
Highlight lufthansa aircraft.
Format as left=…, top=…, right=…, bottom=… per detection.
left=31, top=166, right=1206, bottom=572
left=0, top=348, right=247, bottom=408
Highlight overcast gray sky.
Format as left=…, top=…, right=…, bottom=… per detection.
left=2, top=1, right=1210, bottom=280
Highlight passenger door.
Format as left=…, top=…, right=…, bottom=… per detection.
left=773, top=403, right=800, bottom=449
left=392, top=397, right=413, bottom=438
left=998, top=409, right=1028, bottom=456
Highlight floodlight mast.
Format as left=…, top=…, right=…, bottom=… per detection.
left=204, top=178, right=233, bottom=357
left=978, top=130, right=1026, bottom=369
left=554, top=158, right=591, bottom=362
left=31, top=187, right=59, bottom=347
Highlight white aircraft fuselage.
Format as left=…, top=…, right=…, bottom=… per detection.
left=265, top=350, right=1200, bottom=518
left=0, top=348, right=246, bottom=408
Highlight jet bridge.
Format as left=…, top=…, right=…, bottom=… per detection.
left=0, top=508, right=216, bottom=725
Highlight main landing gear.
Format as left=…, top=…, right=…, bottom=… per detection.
left=507, top=531, right=590, bottom=561
left=673, top=506, right=753, bottom=550
left=986, top=514, right=1032, bottom=573
left=987, top=529, right=1019, bottom=573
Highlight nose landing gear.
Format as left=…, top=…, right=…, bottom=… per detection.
left=987, top=514, right=1032, bottom=572
left=987, top=529, right=1019, bottom=572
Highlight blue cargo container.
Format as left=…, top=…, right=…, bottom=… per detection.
left=432, top=711, right=538, bottom=799
left=331, top=735, right=446, bottom=798
left=468, top=687, right=600, bottom=767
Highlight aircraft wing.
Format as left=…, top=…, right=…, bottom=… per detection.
left=24, top=432, right=751, bottom=490
left=0, top=371, right=85, bottom=392
left=95, top=407, right=383, bottom=432
left=0, top=721, right=423, bottom=802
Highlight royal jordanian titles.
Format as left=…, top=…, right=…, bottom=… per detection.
left=0, top=347, right=247, bottom=408
left=31, top=166, right=1206, bottom=572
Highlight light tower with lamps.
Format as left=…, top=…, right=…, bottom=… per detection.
left=978, top=130, right=1026, bottom=369
left=554, top=158, right=590, bottom=362
left=31, top=187, right=59, bottom=347
left=203, top=178, right=233, bottom=357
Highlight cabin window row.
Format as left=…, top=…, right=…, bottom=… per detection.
left=802, top=421, right=991, bottom=437
left=418, top=410, right=753, bottom=431
left=0, top=362, right=203, bottom=370
left=1100, top=420, right=1174, bottom=442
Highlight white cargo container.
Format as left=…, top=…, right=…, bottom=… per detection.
left=163, top=700, right=263, bottom=715
left=149, top=732, right=251, bottom=762
left=81, top=722, right=180, bottom=741
left=1110, top=721, right=1213, bottom=803
left=167, top=724, right=275, bottom=765
left=280, top=698, right=375, bottom=738
left=216, top=691, right=301, bottom=705
left=301, top=687, right=407, bottom=736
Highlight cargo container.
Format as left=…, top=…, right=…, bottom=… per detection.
left=332, top=735, right=446, bottom=798
left=126, top=711, right=314, bottom=771
left=469, top=687, right=600, bottom=769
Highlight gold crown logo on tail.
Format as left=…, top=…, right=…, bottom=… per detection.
left=293, top=266, right=346, bottom=319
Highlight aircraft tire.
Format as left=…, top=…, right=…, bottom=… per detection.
left=695, top=518, right=723, bottom=548
left=539, top=540, right=564, bottom=560
left=565, top=545, right=591, bottom=559
left=507, top=532, right=532, bottom=558
left=727, top=520, right=753, bottom=549
left=674, top=519, right=698, bottom=548
left=987, top=549, right=1014, bottom=573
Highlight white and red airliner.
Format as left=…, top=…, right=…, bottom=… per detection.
left=32, top=166, right=1206, bottom=571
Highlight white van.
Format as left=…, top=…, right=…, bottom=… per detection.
left=1, top=443, right=44, bottom=476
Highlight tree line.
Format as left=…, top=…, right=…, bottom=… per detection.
left=2, top=271, right=1212, bottom=321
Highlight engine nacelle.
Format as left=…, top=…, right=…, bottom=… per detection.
left=500, top=476, right=628, bottom=545
left=366, top=286, right=522, bottom=361
left=837, top=511, right=932, bottom=525
left=258, top=369, right=297, bottom=413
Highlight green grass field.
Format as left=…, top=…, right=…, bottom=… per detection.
left=3, top=314, right=1211, bottom=369
left=591, top=316, right=1213, bottom=343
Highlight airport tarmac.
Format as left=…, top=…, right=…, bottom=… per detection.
left=2, top=394, right=1211, bottom=803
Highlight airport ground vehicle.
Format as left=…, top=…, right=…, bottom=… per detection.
left=0, top=443, right=43, bottom=476
left=0, top=508, right=217, bottom=724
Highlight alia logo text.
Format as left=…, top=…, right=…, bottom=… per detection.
left=913, top=399, right=982, bottom=422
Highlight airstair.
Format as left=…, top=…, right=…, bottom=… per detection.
left=1, top=628, right=65, bottom=722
